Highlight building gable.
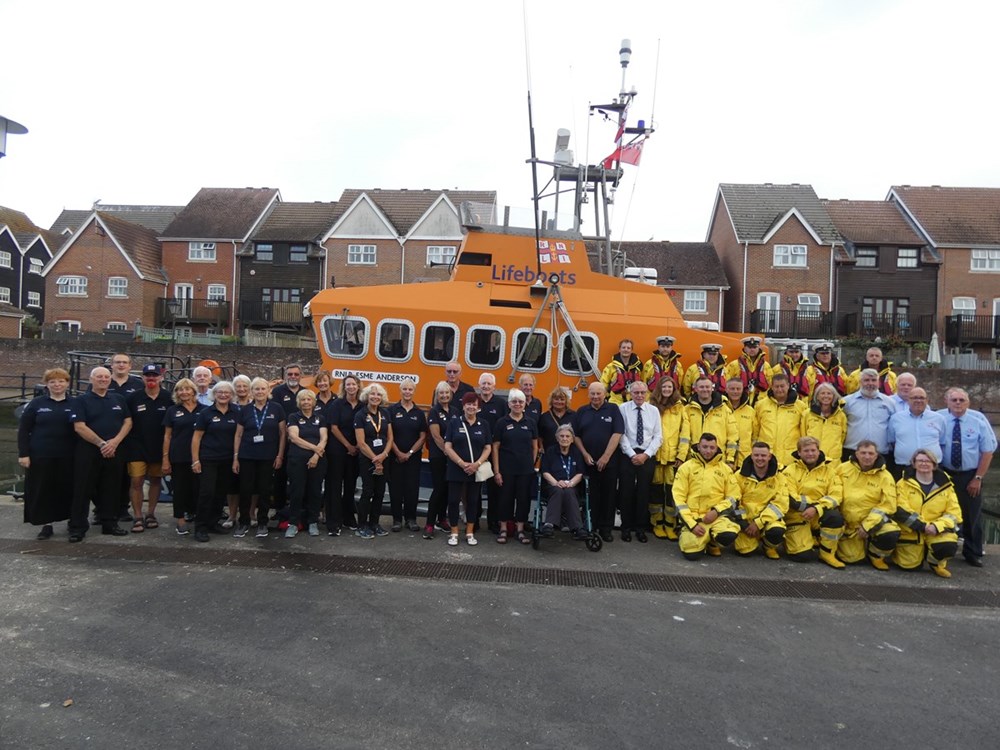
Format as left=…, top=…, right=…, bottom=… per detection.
left=407, top=195, right=463, bottom=240
left=326, top=194, right=397, bottom=239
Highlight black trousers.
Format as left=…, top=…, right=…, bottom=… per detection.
left=619, top=454, right=655, bottom=531
left=196, top=460, right=232, bottom=533
left=70, top=442, right=125, bottom=535
left=427, top=456, right=448, bottom=525
left=952, top=469, right=984, bottom=560
left=586, top=462, right=619, bottom=534
left=498, top=473, right=534, bottom=523
left=239, top=458, right=275, bottom=526
left=324, top=451, right=358, bottom=530
left=448, top=480, right=481, bottom=527
left=388, top=454, right=421, bottom=522
left=357, top=456, right=386, bottom=528
left=169, top=462, right=199, bottom=520
left=288, top=455, right=326, bottom=526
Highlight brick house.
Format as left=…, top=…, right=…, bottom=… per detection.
left=321, top=189, right=496, bottom=287
left=238, top=201, right=340, bottom=332
left=889, top=186, right=1000, bottom=354
left=159, top=188, right=280, bottom=333
left=588, top=240, right=730, bottom=333
left=42, top=212, right=167, bottom=333
left=822, top=199, right=939, bottom=342
left=706, top=183, right=843, bottom=337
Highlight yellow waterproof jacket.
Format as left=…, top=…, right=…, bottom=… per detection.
left=681, top=357, right=728, bottom=398
left=801, top=401, right=848, bottom=462
left=804, top=358, right=849, bottom=397
left=723, top=354, right=774, bottom=404
left=600, top=355, right=643, bottom=405
left=753, top=390, right=807, bottom=466
left=893, top=469, right=962, bottom=534
left=684, top=393, right=738, bottom=464
left=781, top=453, right=842, bottom=521
left=656, top=402, right=690, bottom=464
left=643, top=351, right=683, bottom=391
left=846, top=362, right=898, bottom=396
left=736, top=455, right=788, bottom=525
left=674, top=451, right=741, bottom=530
left=779, top=355, right=809, bottom=394
left=725, top=395, right=756, bottom=467
left=836, top=457, right=897, bottom=532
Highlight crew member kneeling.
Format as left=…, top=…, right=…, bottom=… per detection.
left=892, top=449, right=962, bottom=578
left=836, top=440, right=900, bottom=569
left=781, top=436, right=845, bottom=568
left=674, top=433, right=741, bottom=560
left=734, top=442, right=787, bottom=559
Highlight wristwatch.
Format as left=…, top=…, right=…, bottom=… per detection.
left=974, top=475, right=983, bottom=481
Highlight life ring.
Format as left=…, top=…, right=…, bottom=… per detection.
left=199, top=359, right=223, bottom=377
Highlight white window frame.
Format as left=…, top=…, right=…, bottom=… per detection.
left=897, top=248, right=919, bottom=269
left=952, top=296, right=976, bottom=321
left=854, top=247, right=878, bottom=268
left=255, top=244, right=274, bottom=262
left=106, top=321, right=128, bottom=331
left=289, top=244, right=308, bottom=264
left=56, top=275, right=88, bottom=296
left=107, top=276, right=128, bottom=297
left=797, top=293, right=822, bottom=318
left=419, top=321, right=460, bottom=366
left=756, top=292, right=781, bottom=333
left=971, top=249, right=1000, bottom=271
left=557, top=331, right=600, bottom=376
left=773, top=244, right=807, bottom=268
left=426, top=245, right=457, bottom=266
left=0, top=251, right=11, bottom=269
left=465, top=325, right=506, bottom=370
left=28, top=258, right=43, bottom=274
left=320, top=314, right=370, bottom=360
left=375, top=318, right=415, bottom=363
left=207, top=284, right=226, bottom=301
left=347, top=244, right=377, bottom=265
left=683, top=289, right=708, bottom=313
left=26, top=291, right=41, bottom=307
left=511, top=326, right=550, bottom=373
left=188, top=241, right=217, bottom=262
left=56, top=320, right=81, bottom=333
left=0, top=287, right=10, bottom=304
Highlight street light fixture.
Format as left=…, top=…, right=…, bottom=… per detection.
left=0, top=116, right=28, bottom=159
left=166, top=298, right=184, bottom=360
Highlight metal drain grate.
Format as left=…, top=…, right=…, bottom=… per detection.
left=4, top=538, right=997, bottom=608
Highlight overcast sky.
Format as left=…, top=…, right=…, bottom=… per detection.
left=1, top=0, right=997, bottom=244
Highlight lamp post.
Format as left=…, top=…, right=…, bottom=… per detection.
left=167, top=298, right=183, bottom=361
left=0, top=116, right=28, bottom=159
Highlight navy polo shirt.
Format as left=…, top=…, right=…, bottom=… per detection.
left=109, top=374, right=144, bottom=397
left=162, top=402, right=205, bottom=463
left=540, top=444, right=585, bottom=482
left=539, top=408, right=576, bottom=450
left=287, top=410, right=326, bottom=460
left=354, top=406, right=391, bottom=452
left=387, top=401, right=427, bottom=453
left=194, top=404, right=239, bottom=461
left=270, top=383, right=303, bottom=419
left=524, top=396, right=543, bottom=424
left=326, top=398, right=360, bottom=453
left=237, top=401, right=285, bottom=461
left=572, top=402, right=625, bottom=459
left=477, top=395, right=509, bottom=431
left=493, top=414, right=538, bottom=475
left=427, top=403, right=460, bottom=459
left=70, top=390, right=130, bottom=441
left=444, top=417, right=493, bottom=482
left=18, top=395, right=75, bottom=459
left=126, top=389, right=172, bottom=462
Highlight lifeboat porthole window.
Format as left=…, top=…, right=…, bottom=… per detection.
left=376, top=319, right=414, bottom=362
left=467, top=326, right=505, bottom=369
left=420, top=323, right=459, bottom=366
left=512, top=329, right=550, bottom=372
left=558, top=332, right=599, bottom=376
left=321, top=316, right=369, bottom=360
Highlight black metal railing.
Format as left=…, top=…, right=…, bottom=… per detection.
left=842, top=313, right=935, bottom=341
left=945, top=315, right=1000, bottom=347
left=748, top=309, right=834, bottom=338
left=238, top=300, right=306, bottom=327
left=155, top=298, right=230, bottom=327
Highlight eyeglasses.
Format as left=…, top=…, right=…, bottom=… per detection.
left=445, top=370, right=459, bottom=374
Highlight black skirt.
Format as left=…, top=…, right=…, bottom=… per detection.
left=23, top=456, right=74, bottom=525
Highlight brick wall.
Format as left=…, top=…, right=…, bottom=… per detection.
left=161, top=239, right=236, bottom=330
left=939, top=246, right=1000, bottom=332
left=324, top=239, right=452, bottom=287
left=707, top=198, right=745, bottom=332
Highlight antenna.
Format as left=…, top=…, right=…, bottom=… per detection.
left=523, top=2, right=544, bottom=279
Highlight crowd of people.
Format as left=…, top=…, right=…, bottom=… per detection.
left=16, top=341, right=996, bottom=578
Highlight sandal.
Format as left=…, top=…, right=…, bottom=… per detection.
left=143, top=515, right=159, bottom=529
left=496, top=530, right=508, bottom=544
left=131, top=517, right=145, bottom=533
left=517, top=531, right=531, bottom=544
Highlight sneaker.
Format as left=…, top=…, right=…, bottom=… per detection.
left=176, top=524, right=190, bottom=536
left=406, top=520, right=420, bottom=532
left=435, top=519, right=452, bottom=533
left=467, top=534, right=478, bottom=546
left=573, top=528, right=590, bottom=541
left=255, top=526, right=269, bottom=538
left=308, top=523, right=319, bottom=537
left=447, top=533, right=459, bottom=546
left=373, top=525, right=389, bottom=537
left=194, top=530, right=210, bottom=543
left=327, top=527, right=341, bottom=537
left=390, top=521, right=402, bottom=532
left=233, top=524, right=250, bottom=538
left=422, top=525, right=435, bottom=540
left=345, top=520, right=359, bottom=531
left=541, top=523, right=555, bottom=537
left=356, top=527, right=374, bottom=540
left=221, top=518, right=235, bottom=530
left=285, top=525, right=298, bottom=539
left=277, top=520, right=290, bottom=531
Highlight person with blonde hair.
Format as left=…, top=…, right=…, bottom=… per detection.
left=387, top=378, right=426, bottom=532
left=354, top=383, right=393, bottom=538
left=161, top=378, right=205, bottom=535
left=191, top=381, right=239, bottom=542
left=232, top=377, right=286, bottom=538
left=802, top=383, right=847, bottom=462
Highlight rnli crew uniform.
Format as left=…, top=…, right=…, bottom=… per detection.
left=269, top=383, right=303, bottom=516
left=846, top=359, right=897, bottom=396
left=673, top=448, right=741, bottom=559
left=652, top=400, right=690, bottom=539
left=725, top=391, right=756, bottom=468
left=425, top=401, right=460, bottom=531
left=600, top=353, right=644, bottom=405
left=108, top=374, right=143, bottom=519
left=386, top=400, right=427, bottom=530
left=287, top=409, right=328, bottom=531
left=803, top=345, right=849, bottom=397
left=354, top=406, right=391, bottom=533
left=892, top=467, right=962, bottom=577
left=493, top=413, right=539, bottom=528
left=734, top=455, right=787, bottom=558
left=17, top=393, right=75, bottom=531
left=539, top=408, right=575, bottom=451
left=68, top=389, right=132, bottom=539
left=523, top=396, right=543, bottom=423
left=235, top=401, right=285, bottom=530
left=684, top=392, right=738, bottom=465
left=192, top=404, right=240, bottom=538
left=125, top=388, right=172, bottom=477
left=476, top=394, right=509, bottom=534
left=162, top=401, right=206, bottom=526
left=572, top=402, right=625, bottom=539
left=681, top=348, right=728, bottom=398
left=801, top=399, right=848, bottom=463
left=779, top=344, right=809, bottom=394
left=444, top=416, right=493, bottom=530
left=781, top=451, right=845, bottom=567
left=722, top=337, right=773, bottom=406
left=643, top=338, right=683, bottom=392
left=753, top=388, right=807, bottom=467
left=324, top=397, right=362, bottom=531
left=835, top=455, right=900, bottom=567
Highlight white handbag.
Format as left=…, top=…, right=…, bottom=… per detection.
left=464, top=422, right=494, bottom=481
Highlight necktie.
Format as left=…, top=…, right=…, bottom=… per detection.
left=951, top=418, right=962, bottom=470
left=635, top=405, right=644, bottom=449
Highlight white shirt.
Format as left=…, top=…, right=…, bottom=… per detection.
left=618, top=401, right=663, bottom=458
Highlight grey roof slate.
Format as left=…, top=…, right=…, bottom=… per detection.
left=161, top=188, right=279, bottom=240
left=252, top=202, right=340, bottom=243
left=890, top=185, right=1000, bottom=246
left=718, top=183, right=840, bottom=244
left=335, top=188, right=497, bottom=234
left=586, top=241, right=730, bottom=288
left=50, top=205, right=182, bottom=235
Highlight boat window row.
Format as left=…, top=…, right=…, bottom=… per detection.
left=321, top=316, right=599, bottom=375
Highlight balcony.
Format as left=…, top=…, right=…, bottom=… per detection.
left=842, top=313, right=935, bottom=342
left=749, top=309, right=834, bottom=338
left=945, top=315, right=1000, bottom=348
left=239, top=300, right=307, bottom=328
left=155, top=297, right=230, bottom=328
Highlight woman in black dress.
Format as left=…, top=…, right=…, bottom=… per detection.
left=161, top=378, right=205, bottom=535
left=17, top=368, right=75, bottom=539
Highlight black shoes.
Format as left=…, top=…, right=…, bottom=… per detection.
left=965, top=556, right=984, bottom=568
left=600, top=531, right=614, bottom=543
left=635, top=530, right=648, bottom=543
left=68, top=533, right=84, bottom=543
left=102, top=526, right=128, bottom=537
left=36, top=525, right=53, bottom=540
left=620, top=530, right=632, bottom=542
left=194, top=530, right=210, bottom=543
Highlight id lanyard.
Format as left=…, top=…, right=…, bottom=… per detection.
left=253, top=402, right=269, bottom=440
left=561, top=454, right=573, bottom=481
left=369, top=409, right=383, bottom=444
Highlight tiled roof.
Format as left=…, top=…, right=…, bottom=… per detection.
left=586, top=241, right=730, bottom=288
left=161, top=188, right=279, bottom=240
left=252, top=202, right=340, bottom=243
left=718, top=183, right=840, bottom=244
left=821, top=199, right=925, bottom=245
left=890, top=185, right=1000, bottom=246
left=336, top=188, right=497, bottom=234
left=97, top=212, right=166, bottom=283
left=0, top=206, right=38, bottom=234
left=50, top=205, right=182, bottom=235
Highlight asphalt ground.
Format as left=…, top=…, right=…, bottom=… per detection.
left=2, top=498, right=1000, bottom=749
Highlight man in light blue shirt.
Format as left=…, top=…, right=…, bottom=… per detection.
left=889, top=372, right=916, bottom=413
left=937, top=387, right=997, bottom=568
left=618, top=380, right=663, bottom=543
left=888, top=388, right=946, bottom=473
left=842, top=369, right=896, bottom=462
